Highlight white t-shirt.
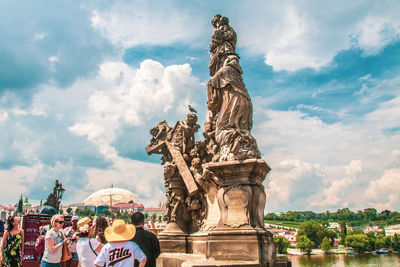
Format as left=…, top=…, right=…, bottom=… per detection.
left=42, top=229, right=63, bottom=263
left=76, top=237, right=101, bottom=267
left=94, top=241, right=146, bottom=267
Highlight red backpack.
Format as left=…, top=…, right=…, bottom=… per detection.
left=35, top=236, right=45, bottom=255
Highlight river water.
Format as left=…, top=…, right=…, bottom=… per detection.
left=279, top=253, right=400, bottom=266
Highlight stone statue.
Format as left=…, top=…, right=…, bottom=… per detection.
left=205, top=15, right=260, bottom=162
left=146, top=15, right=280, bottom=266
left=44, top=180, right=65, bottom=212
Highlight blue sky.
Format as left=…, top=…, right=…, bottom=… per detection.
left=1, top=0, right=399, bottom=212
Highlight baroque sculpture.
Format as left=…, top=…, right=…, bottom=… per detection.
left=146, top=15, right=281, bottom=266
left=44, top=180, right=65, bottom=212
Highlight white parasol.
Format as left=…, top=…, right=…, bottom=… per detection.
left=83, top=188, right=138, bottom=209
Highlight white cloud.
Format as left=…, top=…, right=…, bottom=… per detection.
left=308, top=160, right=363, bottom=209
left=34, top=33, right=46, bottom=40
left=91, top=1, right=400, bottom=71
left=48, top=56, right=59, bottom=72
left=257, top=89, right=400, bottom=212
left=91, top=4, right=206, bottom=47
left=265, top=159, right=326, bottom=211
left=354, top=16, right=400, bottom=56
left=365, top=169, right=400, bottom=211
left=0, top=111, right=8, bottom=123
left=69, top=59, right=202, bottom=159
left=0, top=164, right=41, bottom=204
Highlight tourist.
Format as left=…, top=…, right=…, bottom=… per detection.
left=35, top=226, right=47, bottom=264
left=76, top=217, right=103, bottom=267
left=94, top=217, right=108, bottom=244
left=0, top=219, right=4, bottom=245
left=94, top=219, right=146, bottom=267
left=131, top=212, right=160, bottom=267
left=64, top=215, right=79, bottom=267
left=41, top=214, right=69, bottom=267
left=0, top=216, right=24, bottom=267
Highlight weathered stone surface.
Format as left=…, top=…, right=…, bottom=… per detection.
left=145, top=14, right=286, bottom=266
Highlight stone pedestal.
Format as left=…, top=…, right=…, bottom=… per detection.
left=204, top=159, right=270, bottom=230
left=158, top=159, right=289, bottom=266
left=159, top=231, right=188, bottom=253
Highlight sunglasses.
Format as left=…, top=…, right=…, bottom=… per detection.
left=56, top=220, right=64, bottom=224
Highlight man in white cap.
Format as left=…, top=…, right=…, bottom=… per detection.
left=94, top=219, right=146, bottom=267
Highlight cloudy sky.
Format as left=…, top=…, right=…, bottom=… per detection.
left=1, top=0, right=399, bottom=213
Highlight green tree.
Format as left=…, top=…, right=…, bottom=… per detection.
left=66, top=207, right=72, bottom=214
left=298, top=221, right=328, bottom=247
left=364, top=208, right=377, bottom=221
left=321, top=236, right=332, bottom=252
left=339, top=221, right=347, bottom=245
left=327, top=230, right=337, bottom=246
left=366, top=231, right=376, bottom=251
left=101, top=209, right=111, bottom=217
left=297, top=236, right=314, bottom=255
left=384, top=236, right=392, bottom=249
left=375, top=236, right=385, bottom=250
left=345, top=234, right=369, bottom=253
left=151, top=213, right=157, bottom=221
left=273, top=236, right=291, bottom=254
left=348, top=229, right=364, bottom=235
left=17, top=196, right=23, bottom=214
left=393, top=234, right=400, bottom=251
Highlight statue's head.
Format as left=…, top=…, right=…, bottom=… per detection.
left=164, top=162, right=176, bottom=178
left=187, top=113, right=198, bottom=126
left=150, top=126, right=159, bottom=136
left=212, top=14, right=221, bottom=28
left=219, top=16, right=229, bottom=26
left=191, top=157, right=201, bottom=169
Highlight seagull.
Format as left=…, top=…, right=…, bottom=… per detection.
left=188, top=105, right=197, bottom=113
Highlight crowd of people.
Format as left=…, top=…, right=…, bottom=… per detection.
left=0, top=212, right=160, bottom=267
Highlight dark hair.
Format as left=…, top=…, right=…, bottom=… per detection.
left=72, top=220, right=78, bottom=232
left=6, top=216, right=16, bottom=232
left=76, top=231, right=89, bottom=238
left=95, top=217, right=108, bottom=234
left=131, top=212, right=145, bottom=226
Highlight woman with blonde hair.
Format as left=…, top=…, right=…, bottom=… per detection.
left=41, top=214, right=69, bottom=267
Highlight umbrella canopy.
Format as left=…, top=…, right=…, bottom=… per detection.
left=38, top=205, right=57, bottom=215
left=83, top=188, right=138, bottom=206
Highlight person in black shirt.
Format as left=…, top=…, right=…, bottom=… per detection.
left=131, top=212, right=161, bottom=267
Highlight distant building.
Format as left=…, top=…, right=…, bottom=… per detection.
left=326, top=222, right=352, bottom=232
left=269, top=228, right=297, bottom=247
left=327, top=222, right=341, bottom=231
left=0, top=205, right=15, bottom=220
left=363, top=225, right=383, bottom=234
left=385, top=224, right=400, bottom=236
left=144, top=202, right=166, bottom=221
left=113, top=203, right=144, bottom=213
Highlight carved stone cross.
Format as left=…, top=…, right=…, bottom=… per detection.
left=146, top=141, right=198, bottom=195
